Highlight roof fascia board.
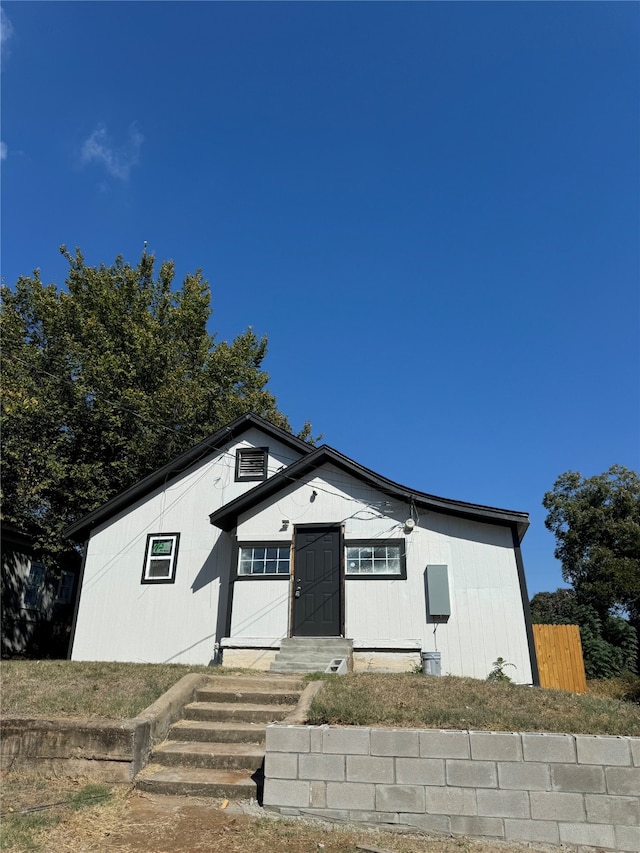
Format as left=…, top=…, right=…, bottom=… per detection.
left=63, top=413, right=312, bottom=541
left=209, top=445, right=529, bottom=541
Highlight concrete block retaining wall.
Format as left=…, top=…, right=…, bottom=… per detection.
left=263, top=726, right=640, bottom=852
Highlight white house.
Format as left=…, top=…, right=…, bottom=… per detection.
left=66, top=413, right=539, bottom=683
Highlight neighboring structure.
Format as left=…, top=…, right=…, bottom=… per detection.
left=1, top=524, right=79, bottom=658
left=66, top=413, right=538, bottom=682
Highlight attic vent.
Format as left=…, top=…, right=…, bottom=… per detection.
left=235, top=447, right=268, bottom=482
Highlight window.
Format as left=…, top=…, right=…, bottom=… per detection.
left=345, top=539, right=406, bottom=579
left=235, top=447, right=268, bottom=482
left=238, top=544, right=290, bottom=576
left=24, top=564, right=46, bottom=608
left=56, top=571, right=75, bottom=605
left=142, top=533, right=180, bottom=583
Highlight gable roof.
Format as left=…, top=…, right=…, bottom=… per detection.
left=209, top=445, right=530, bottom=542
left=63, top=413, right=313, bottom=542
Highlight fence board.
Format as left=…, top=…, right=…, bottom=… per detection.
left=533, top=624, right=587, bottom=693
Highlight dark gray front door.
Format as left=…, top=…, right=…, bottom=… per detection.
left=292, top=526, right=341, bottom=637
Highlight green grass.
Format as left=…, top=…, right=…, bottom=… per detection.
left=307, top=672, right=640, bottom=735
left=64, top=783, right=112, bottom=810
left=0, top=660, right=216, bottom=719
left=0, top=812, right=61, bottom=852
left=0, top=783, right=112, bottom=851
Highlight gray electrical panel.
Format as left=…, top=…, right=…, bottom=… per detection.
left=425, top=564, right=451, bottom=618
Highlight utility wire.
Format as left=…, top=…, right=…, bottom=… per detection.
left=7, top=356, right=410, bottom=510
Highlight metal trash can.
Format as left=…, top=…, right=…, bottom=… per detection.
left=421, top=650, right=441, bottom=676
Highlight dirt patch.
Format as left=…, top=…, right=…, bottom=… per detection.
left=104, top=793, right=256, bottom=853
left=1, top=771, right=558, bottom=853
left=95, top=792, right=558, bottom=853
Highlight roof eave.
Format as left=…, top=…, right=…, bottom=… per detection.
left=63, top=413, right=313, bottom=542
left=209, top=446, right=530, bottom=540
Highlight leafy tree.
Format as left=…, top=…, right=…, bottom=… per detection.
left=1, top=247, right=312, bottom=565
left=542, top=465, right=640, bottom=671
left=530, top=588, right=638, bottom=678
left=542, top=467, right=640, bottom=624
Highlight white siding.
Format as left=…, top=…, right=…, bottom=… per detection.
left=229, top=580, right=290, bottom=638
left=71, top=430, right=304, bottom=664
left=234, top=463, right=533, bottom=683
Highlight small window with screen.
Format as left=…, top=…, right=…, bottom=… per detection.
left=142, top=533, right=180, bottom=583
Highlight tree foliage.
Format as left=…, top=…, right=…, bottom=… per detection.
left=539, top=466, right=640, bottom=676
left=543, top=466, right=640, bottom=621
left=1, top=247, right=312, bottom=564
left=530, top=589, right=638, bottom=678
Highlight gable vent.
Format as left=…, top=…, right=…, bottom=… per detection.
left=235, top=447, right=268, bottom=481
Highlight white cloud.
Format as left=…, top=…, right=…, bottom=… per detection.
left=0, top=141, right=7, bottom=160
left=1, top=5, right=14, bottom=64
left=80, top=123, right=143, bottom=181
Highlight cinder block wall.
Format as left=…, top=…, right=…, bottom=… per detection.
left=264, top=726, right=640, bottom=852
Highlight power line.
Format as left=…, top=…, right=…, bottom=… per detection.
left=6, top=357, right=410, bottom=511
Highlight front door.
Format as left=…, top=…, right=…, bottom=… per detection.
left=292, top=526, right=341, bottom=636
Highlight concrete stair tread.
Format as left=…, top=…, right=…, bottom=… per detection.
left=280, top=638, right=352, bottom=644
left=186, top=701, right=295, bottom=713
left=137, top=764, right=259, bottom=797
left=152, top=740, right=265, bottom=770
left=183, top=701, right=296, bottom=723
left=197, top=687, right=301, bottom=704
left=169, top=719, right=267, bottom=741
left=276, top=651, right=346, bottom=664
left=204, top=676, right=304, bottom=689
left=155, top=741, right=265, bottom=758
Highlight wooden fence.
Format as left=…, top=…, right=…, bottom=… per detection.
left=532, top=623, right=587, bottom=693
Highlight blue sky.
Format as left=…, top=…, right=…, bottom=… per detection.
left=2, top=2, right=638, bottom=598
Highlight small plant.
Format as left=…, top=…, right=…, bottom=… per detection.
left=486, top=657, right=516, bottom=683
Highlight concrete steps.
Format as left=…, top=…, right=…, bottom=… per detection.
left=196, top=686, right=301, bottom=705
left=168, top=720, right=266, bottom=744
left=136, top=765, right=261, bottom=799
left=135, top=674, right=304, bottom=800
left=150, top=740, right=265, bottom=770
left=270, top=637, right=353, bottom=673
left=183, top=700, right=296, bottom=723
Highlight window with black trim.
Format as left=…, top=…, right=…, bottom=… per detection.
left=142, top=533, right=180, bottom=583
left=235, top=447, right=268, bottom=481
left=24, top=564, right=46, bottom=609
left=56, top=571, right=75, bottom=604
left=345, top=539, right=406, bottom=578
left=237, top=544, right=290, bottom=576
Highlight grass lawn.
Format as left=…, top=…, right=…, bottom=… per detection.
left=307, top=673, right=640, bottom=736
left=0, top=660, right=216, bottom=719
left=2, top=661, right=639, bottom=735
